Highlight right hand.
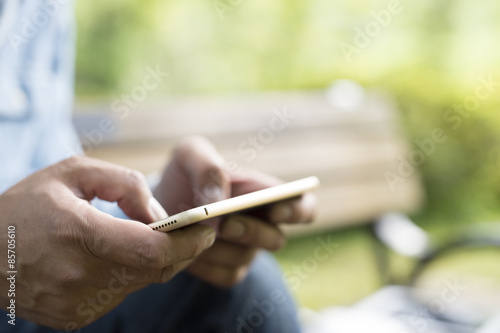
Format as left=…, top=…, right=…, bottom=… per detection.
left=0, top=156, right=215, bottom=330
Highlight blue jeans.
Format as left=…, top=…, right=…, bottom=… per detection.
left=1, top=252, right=301, bottom=333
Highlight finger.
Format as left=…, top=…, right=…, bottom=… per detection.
left=80, top=207, right=216, bottom=270
left=187, top=260, right=249, bottom=288
left=154, top=258, right=195, bottom=283
left=74, top=258, right=195, bottom=288
left=174, top=136, right=231, bottom=205
left=135, top=258, right=195, bottom=285
left=197, top=240, right=257, bottom=267
left=108, top=259, right=195, bottom=286
left=229, top=171, right=317, bottom=225
left=229, top=169, right=282, bottom=196
left=269, top=192, right=317, bottom=224
left=219, top=215, right=286, bottom=251
left=16, top=307, right=69, bottom=331
left=15, top=286, right=134, bottom=331
left=59, top=156, right=167, bottom=223
left=24, top=290, right=132, bottom=330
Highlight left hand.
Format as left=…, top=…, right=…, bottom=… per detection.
left=154, top=136, right=316, bottom=287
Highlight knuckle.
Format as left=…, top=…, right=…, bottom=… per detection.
left=159, top=265, right=174, bottom=283
left=136, top=241, right=164, bottom=270
left=53, top=155, right=86, bottom=177
left=126, top=169, right=147, bottom=188
left=189, top=239, right=208, bottom=259
left=62, top=155, right=85, bottom=166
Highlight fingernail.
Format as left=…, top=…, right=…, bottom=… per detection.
left=222, top=219, right=246, bottom=239
left=205, top=229, right=216, bottom=248
left=270, top=203, right=293, bottom=223
left=149, top=197, right=168, bottom=221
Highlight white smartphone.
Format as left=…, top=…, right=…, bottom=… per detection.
left=148, top=176, right=320, bottom=232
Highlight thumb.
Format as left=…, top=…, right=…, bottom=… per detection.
left=81, top=207, right=216, bottom=270
left=176, top=136, right=231, bottom=206
left=174, top=137, right=232, bottom=231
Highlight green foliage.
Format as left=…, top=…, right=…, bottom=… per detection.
left=75, top=0, right=500, bottom=94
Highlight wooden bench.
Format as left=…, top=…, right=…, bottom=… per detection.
left=75, top=89, right=424, bottom=236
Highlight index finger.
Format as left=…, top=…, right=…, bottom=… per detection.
left=230, top=171, right=317, bottom=225
left=269, top=193, right=317, bottom=224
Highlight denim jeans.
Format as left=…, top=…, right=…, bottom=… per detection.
left=0, top=252, right=301, bottom=333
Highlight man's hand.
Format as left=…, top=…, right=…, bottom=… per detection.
left=0, top=156, right=216, bottom=330
left=154, top=137, right=316, bottom=288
